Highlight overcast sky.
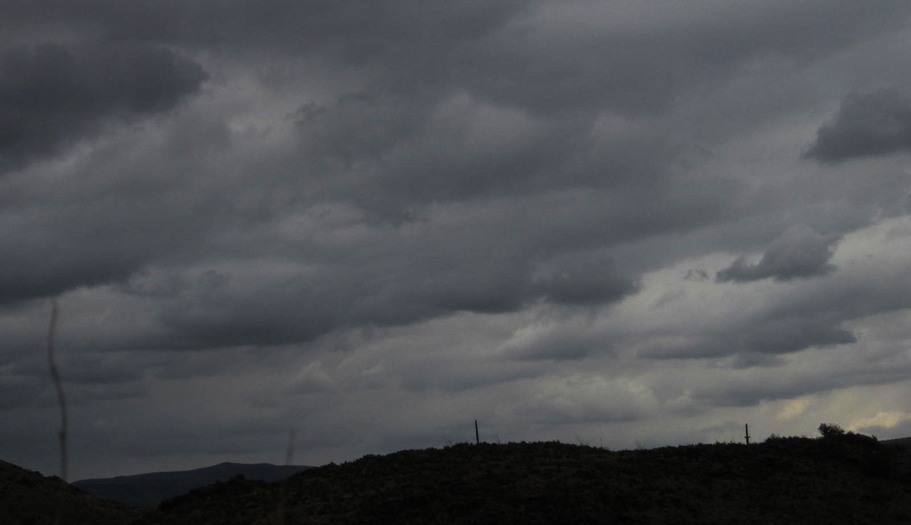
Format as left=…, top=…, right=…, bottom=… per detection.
left=4, top=0, right=911, bottom=481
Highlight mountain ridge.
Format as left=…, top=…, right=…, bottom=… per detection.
left=4, top=430, right=911, bottom=523
left=72, top=461, right=312, bottom=506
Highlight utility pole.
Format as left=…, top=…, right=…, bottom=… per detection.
left=475, top=420, right=480, bottom=444
left=744, top=423, right=751, bottom=445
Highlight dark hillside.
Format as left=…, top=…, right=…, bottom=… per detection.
left=0, top=459, right=140, bottom=525
left=132, top=433, right=911, bottom=525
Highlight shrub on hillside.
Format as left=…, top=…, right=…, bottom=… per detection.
left=818, top=423, right=846, bottom=438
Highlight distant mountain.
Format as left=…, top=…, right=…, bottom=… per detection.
left=0, top=459, right=140, bottom=525
left=72, top=462, right=311, bottom=506
left=882, top=436, right=911, bottom=450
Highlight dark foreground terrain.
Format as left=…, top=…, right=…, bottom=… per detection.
left=4, top=430, right=911, bottom=524
left=0, top=459, right=142, bottom=525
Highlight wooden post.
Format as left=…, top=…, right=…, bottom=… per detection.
left=475, top=420, right=480, bottom=444
left=744, top=424, right=751, bottom=445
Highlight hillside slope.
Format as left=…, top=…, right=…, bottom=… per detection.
left=0, top=459, right=140, bottom=525
left=133, top=433, right=911, bottom=525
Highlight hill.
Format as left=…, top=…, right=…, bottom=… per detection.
left=73, top=462, right=311, bottom=505
left=5, top=431, right=911, bottom=524
left=0, top=459, right=141, bottom=525
left=882, top=436, right=911, bottom=450
left=133, top=432, right=911, bottom=525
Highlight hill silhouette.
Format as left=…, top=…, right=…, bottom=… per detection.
left=4, top=429, right=911, bottom=524
left=0, top=459, right=141, bottom=524
left=133, top=431, right=911, bottom=525
left=73, top=462, right=311, bottom=505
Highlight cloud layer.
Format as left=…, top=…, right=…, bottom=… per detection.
left=3, top=0, right=911, bottom=479
left=0, top=42, right=206, bottom=172
left=717, top=226, right=840, bottom=282
left=805, top=90, right=911, bottom=163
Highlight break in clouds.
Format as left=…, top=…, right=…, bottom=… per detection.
left=3, top=0, right=911, bottom=479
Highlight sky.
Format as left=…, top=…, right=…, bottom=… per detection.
left=3, top=0, right=911, bottom=481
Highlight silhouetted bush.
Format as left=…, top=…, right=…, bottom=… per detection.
left=819, top=423, right=846, bottom=438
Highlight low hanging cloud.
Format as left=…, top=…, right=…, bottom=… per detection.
left=0, top=41, right=207, bottom=172
left=717, top=226, right=840, bottom=283
left=803, top=89, right=911, bottom=163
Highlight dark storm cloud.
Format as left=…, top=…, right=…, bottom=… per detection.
left=0, top=0, right=900, bottom=352
left=6, top=0, right=911, bottom=480
left=147, top=233, right=640, bottom=350
left=739, top=314, right=855, bottom=355
left=0, top=172, right=210, bottom=306
left=641, top=310, right=855, bottom=361
left=0, top=236, right=140, bottom=305
left=717, top=226, right=840, bottom=283
left=292, top=94, right=591, bottom=220
left=9, top=0, right=910, bottom=119
left=262, top=0, right=911, bottom=224
left=295, top=93, right=426, bottom=163
left=0, top=42, right=207, bottom=171
left=645, top=275, right=875, bottom=360
left=534, top=258, right=639, bottom=306
left=456, top=0, right=911, bottom=116
left=2, top=1, right=531, bottom=62
left=804, top=90, right=911, bottom=163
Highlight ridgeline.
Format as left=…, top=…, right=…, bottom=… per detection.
left=138, top=431, right=910, bottom=524
left=4, top=429, right=911, bottom=524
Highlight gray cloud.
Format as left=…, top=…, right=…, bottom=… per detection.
left=717, top=226, right=840, bottom=283
left=295, top=93, right=427, bottom=164
left=456, top=0, right=911, bottom=116
left=5, top=0, right=911, bottom=480
left=0, top=42, right=206, bottom=172
left=144, top=232, right=640, bottom=351
left=534, top=258, right=639, bottom=306
left=739, top=314, right=856, bottom=355
left=639, top=310, right=856, bottom=362
left=8, top=0, right=909, bottom=121
left=804, top=90, right=911, bottom=163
